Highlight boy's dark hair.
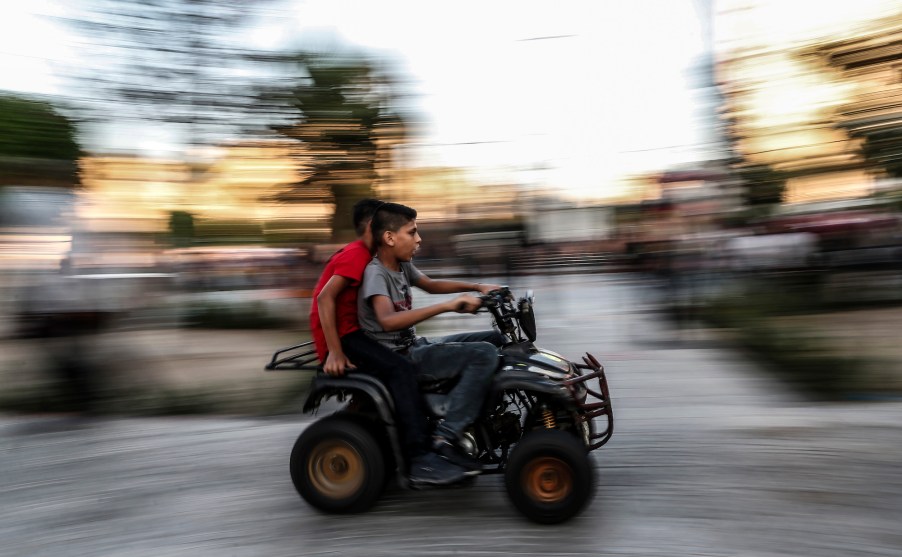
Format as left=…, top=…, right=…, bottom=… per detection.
left=353, top=198, right=385, bottom=236
left=371, top=202, right=417, bottom=247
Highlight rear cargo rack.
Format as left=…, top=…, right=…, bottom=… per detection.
left=265, top=341, right=321, bottom=371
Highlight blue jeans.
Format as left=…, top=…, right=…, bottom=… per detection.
left=435, top=329, right=506, bottom=347
left=405, top=332, right=500, bottom=442
left=340, top=330, right=430, bottom=460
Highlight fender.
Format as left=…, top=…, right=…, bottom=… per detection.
left=303, top=373, right=396, bottom=424
left=303, top=373, right=410, bottom=487
left=491, top=369, right=578, bottom=408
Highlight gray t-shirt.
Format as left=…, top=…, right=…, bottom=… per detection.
left=358, top=258, right=424, bottom=349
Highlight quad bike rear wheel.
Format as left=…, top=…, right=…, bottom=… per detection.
left=290, top=415, right=387, bottom=513
left=505, top=429, right=594, bottom=524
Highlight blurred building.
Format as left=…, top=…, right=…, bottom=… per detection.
left=378, top=165, right=520, bottom=223
left=76, top=154, right=186, bottom=272
left=717, top=49, right=870, bottom=204
left=714, top=1, right=901, bottom=204
left=6, top=138, right=531, bottom=276
left=658, top=167, right=742, bottom=224
left=0, top=186, right=74, bottom=271
left=813, top=20, right=902, bottom=183
left=74, top=140, right=333, bottom=270
left=519, top=197, right=613, bottom=245
left=79, top=141, right=312, bottom=228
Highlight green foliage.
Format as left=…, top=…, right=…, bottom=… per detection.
left=168, top=210, right=195, bottom=247
left=167, top=217, right=332, bottom=247
left=698, top=276, right=879, bottom=399
left=0, top=383, right=220, bottom=415
left=192, top=220, right=264, bottom=245
left=270, top=50, right=408, bottom=241
left=730, top=317, right=865, bottom=399
left=738, top=164, right=786, bottom=206
left=263, top=220, right=330, bottom=245
left=0, top=379, right=314, bottom=416
left=860, top=127, right=902, bottom=178
left=182, top=301, right=294, bottom=329
left=0, top=93, right=80, bottom=161
left=0, top=93, right=81, bottom=187
left=62, top=0, right=280, bottom=149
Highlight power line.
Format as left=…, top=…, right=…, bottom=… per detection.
left=516, top=34, right=577, bottom=42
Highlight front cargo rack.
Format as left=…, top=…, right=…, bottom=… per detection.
left=563, top=352, right=613, bottom=450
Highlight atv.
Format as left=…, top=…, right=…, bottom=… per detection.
left=265, top=287, right=613, bottom=524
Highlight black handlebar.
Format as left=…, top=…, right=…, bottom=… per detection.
left=478, top=286, right=513, bottom=307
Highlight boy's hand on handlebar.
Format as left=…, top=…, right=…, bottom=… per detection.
left=451, top=294, right=483, bottom=314
left=475, top=283, right=503, bottom=295
left=323, top=351, right=356, bottom=376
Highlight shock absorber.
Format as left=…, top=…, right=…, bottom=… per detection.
left=541, top=407, right=557, bottom=429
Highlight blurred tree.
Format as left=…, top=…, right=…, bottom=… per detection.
left=738, top=164, right=786, bottom=207
left=168, top=210, right=195, bottom=247
left=61, top=0, right=279, bottom=152
left=721, top=91, right=786, bottom=218
left=0, top=93, right=81, bottom=187
left=809, top=15, right=902, bottom=182
left=267, top=51, right=408, bottom=241
left=858, top=128, right=902, bottom=179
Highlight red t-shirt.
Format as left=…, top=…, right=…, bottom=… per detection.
left=309, top=239, right=372, bottom=360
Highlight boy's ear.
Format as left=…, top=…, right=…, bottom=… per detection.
left=384, top=230, right=395, bottom=247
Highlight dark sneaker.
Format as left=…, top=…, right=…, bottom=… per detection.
left=408, top=453, right=469, bottom=488
left=433, top=438, right=482, bottom=475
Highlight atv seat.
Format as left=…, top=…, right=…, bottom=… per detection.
left=264, top=342, right=458, bottom=419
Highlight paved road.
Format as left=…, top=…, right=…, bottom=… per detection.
left=3, top=274, right=901, bottom=557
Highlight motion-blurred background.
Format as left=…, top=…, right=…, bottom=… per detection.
left=2, top=0, right=902, bottom=413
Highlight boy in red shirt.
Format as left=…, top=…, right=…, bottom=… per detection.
left=309, top=198, right=471, bottom=486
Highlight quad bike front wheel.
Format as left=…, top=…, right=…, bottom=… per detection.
left=290, top=415, right=387, bottom=513
left=505, top=429, right=594, bottom=524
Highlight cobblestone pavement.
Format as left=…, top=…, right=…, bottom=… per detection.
left=3, top=274, right=901, bottom=557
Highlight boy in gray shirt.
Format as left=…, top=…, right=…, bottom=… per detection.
left=358, top=202, right=504, bottom=472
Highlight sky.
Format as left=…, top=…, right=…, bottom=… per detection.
left=269, top=0, right=715, bottom=200
left=1, top=0, right=716, bottom=201
left=0, top=1, right=68, bottom=97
